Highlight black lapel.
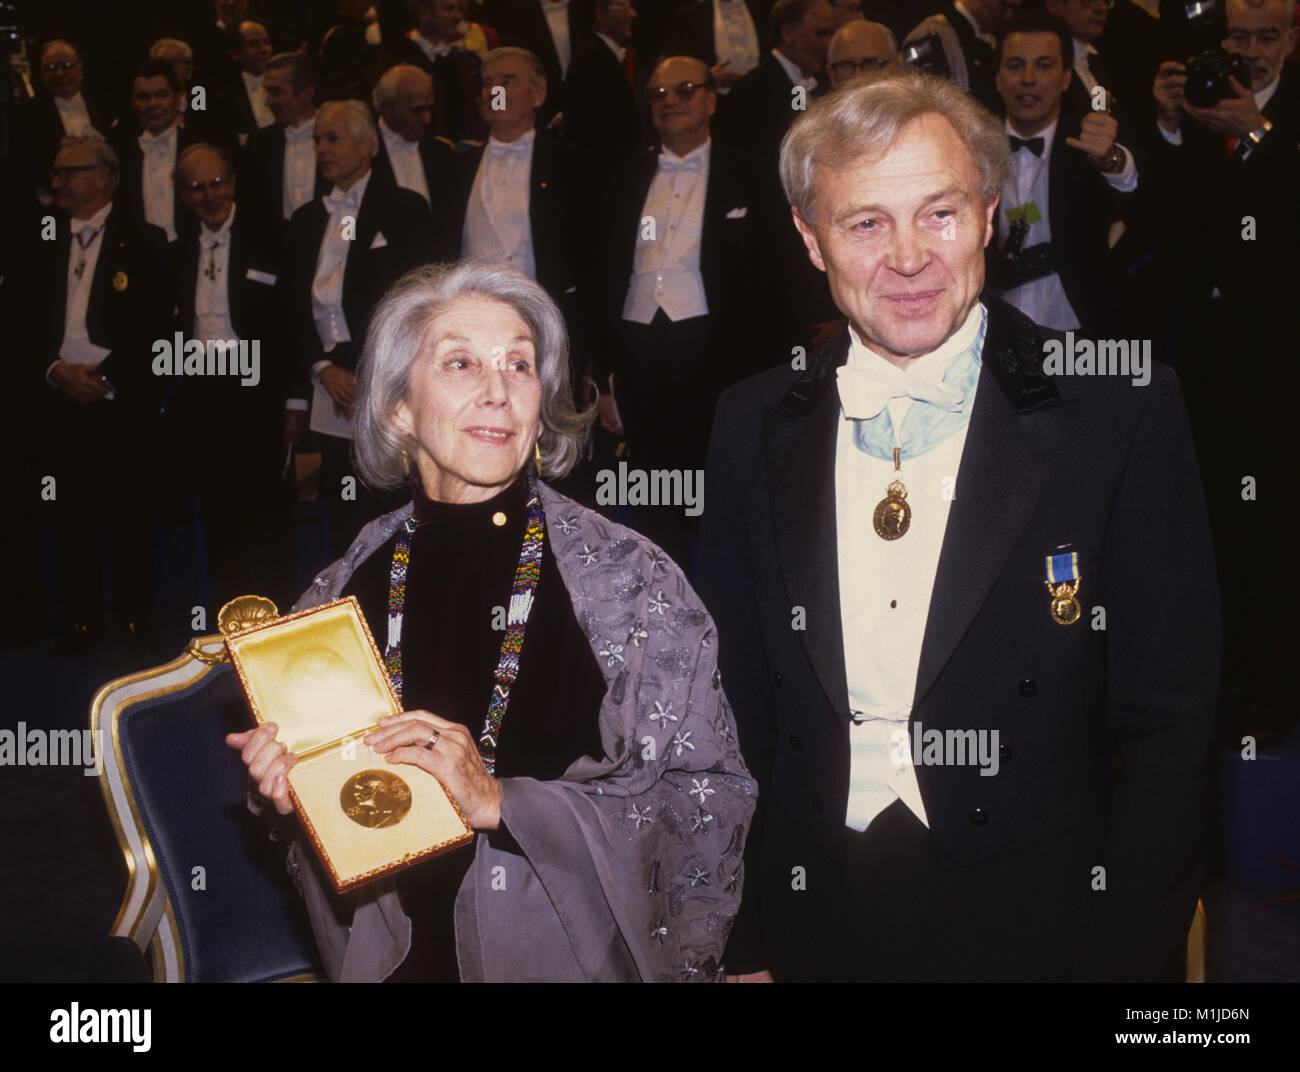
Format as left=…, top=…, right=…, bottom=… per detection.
left=912, top=300, right=1076, bottom=707
left=85, top=207, right=123, bottom=344
left=52, top=220, right=73, bottom=340
left=178, top=231, right=200, bottom=331
left=228, top=214, right=251, bottom=333
left=344, top=179, right=382, bottom=328
left=763, top=326, right=852, bottom=727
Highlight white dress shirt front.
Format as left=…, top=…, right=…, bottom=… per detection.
left=195, top=204, right=239, bottom=344
left=283, top=116, right=317, bottom=219
left=58, top=201, right=114, bottom=367
left=541, top=0, right=572, bottom=76
left=772, top=48, right=817, bottom=92
left=379, top=117, right=430, bottom=205
left=622, top=139, right=710, bottom=324
left=311, top=171, right=371, bottom=351
left=1071, top=38, right=1099, bottom=94
left=714, top=0, right=760, bottom=78
left=138, top=123, right=179, bottom=240
left=54, top=92, right=98, bottom=137
left=242, top=70, right=276, bottom=129
left=837, top=304, right=985, bottom=832
left=996, top=116, right=1136, bottom=330
left=463, top=129, right=536, bottom=279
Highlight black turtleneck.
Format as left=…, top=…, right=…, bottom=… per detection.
left=344, top=471, right=607, bottom=981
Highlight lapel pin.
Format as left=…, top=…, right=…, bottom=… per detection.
left=1044, top=551, right=1081, bottom=625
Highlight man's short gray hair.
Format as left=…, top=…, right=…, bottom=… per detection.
left=58, top=134, right=118, bottom=188
left=353, top=262, right=595, bottom=490
left=780, top=69, right=1011, bottom=223
left=316, top=99, right=378, bottom=155
left=372, top=64, right=430, bottom=112
left=266, top=51, right=316, bottom=95
left=1228, top=0, right=1297, bottom=23
left=149, top=38, right=194, bottom=63
left=483, top=46, right=547, bottom=88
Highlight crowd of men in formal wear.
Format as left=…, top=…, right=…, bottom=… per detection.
left=3, top=0, right=1294, bottom=734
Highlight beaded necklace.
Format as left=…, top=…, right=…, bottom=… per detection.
left=383, top=476, right=545, bottom=776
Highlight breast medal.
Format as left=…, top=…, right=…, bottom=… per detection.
left=1044, top=551, right=1082, bottom=625
left=873, top=447, right=911, bottom=540
left=112, top=270, right=128, bottom=292
left=340, top=769, right=412, bottom=829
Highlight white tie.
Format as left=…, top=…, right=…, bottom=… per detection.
left=836, top=364, right=966, bottom=421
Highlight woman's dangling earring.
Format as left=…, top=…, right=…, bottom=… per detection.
left=533, top=439, right=543, bottom=477
left=401, top=448, right=412, bottom=474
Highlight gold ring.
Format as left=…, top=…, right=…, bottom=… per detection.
left=423, top=730, right=440, bottom=751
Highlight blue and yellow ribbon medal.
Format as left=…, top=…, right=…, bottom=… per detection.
left=1045, top=552, right=1082, bottom=625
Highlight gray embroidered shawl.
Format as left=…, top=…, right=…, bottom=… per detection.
left=283, top=481, right=756, bottom=982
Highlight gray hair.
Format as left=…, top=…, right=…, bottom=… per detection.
left=828, top=19, right=898, bottom=64
left=316, top=99, right=378, bottom=155
left=58, top=134, right=119, bottom=188
left=353, top=262, right=595, bottom=490
left=266, top=51, right=316, bottom=95
left=1229, top=0, right=1297, bottom=23
left=780, top=69, right=1010, bottom=224
left=483, top=46, right=547, bottom=89
left=372, top=63, right=431, bottom=112
left=149, top=38, right=194, bottom=64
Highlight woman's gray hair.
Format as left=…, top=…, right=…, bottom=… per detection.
left=779, top=69, right=1011, bottom=225
left=353, top=262, right=595, bottom=490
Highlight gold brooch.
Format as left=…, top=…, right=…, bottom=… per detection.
left=112, top=270, right=128, bottom=292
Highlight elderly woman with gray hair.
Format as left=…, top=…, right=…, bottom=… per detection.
left=228, top=261, right=755, bottom=981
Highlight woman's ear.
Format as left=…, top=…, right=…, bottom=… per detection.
left=391, top=398, right=415, bottom=439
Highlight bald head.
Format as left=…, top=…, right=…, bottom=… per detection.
left=40, top=39, right=84, bottom=99
left=373, top=64, right=434, bottom=142
left=647, top=56, right=716, bottom=156
left=827, top=19, right=899, bottom=89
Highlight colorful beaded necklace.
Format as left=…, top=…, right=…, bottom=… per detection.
left=383, top=475, right=545, bottom=776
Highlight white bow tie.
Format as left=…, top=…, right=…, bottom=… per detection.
left=71, top=216, right=102, bottom=235
left=139, top=132, right=172, bottom=153
left=323, top=188, right=360, bottom=215
left=660, top=155, right=703, bottom=174
left=285, top=123, right=313, bottom=141
left=836, top=364, right=966, bottom=421
left=488, top=138, right=531, bottom=157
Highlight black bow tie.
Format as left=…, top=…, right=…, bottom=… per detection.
left=1009, top=135, right=1045, bottom=156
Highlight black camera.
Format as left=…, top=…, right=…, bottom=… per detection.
left=1160, top=0, right=1249, bottom=106
left=1184, top=48, right=1251, bottom=106
left=902, top=34, right=951, bottom=81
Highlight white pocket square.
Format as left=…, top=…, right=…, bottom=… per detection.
left=245, top=268, right=277, bottom=285
left=726, top=206, right=748, bottom=219
left=370, top=231, right=388, bottom=249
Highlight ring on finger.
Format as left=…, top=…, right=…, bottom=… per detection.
left=423, top=729, right=440, bottom=751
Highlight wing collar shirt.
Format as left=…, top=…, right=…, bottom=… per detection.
left=57, top=201, right=114, bottom=368
left=54, top=91, right=99, bottom=137
left=622, top=137, right=710, bottom=323
left=996, top=116, right=1135, bottom=329
left=312, top=170, right=371, bottom=352
left=836, top=303, right=985, bottom=832
left=283, top=116, right=317, bottom=219
left=542, top=0, right=572, bottom=77
left=138, top=122, right=180, bottom=240
left=714, top=0, right=760, bottom=78
left=379, top=116, right=430, bottom=204
left=195, top=203, right=239, bottom=344
left=242, top=69, right=276, bottom=128
left=772, top=47, right=817, bottom=92
left=463, top=128, right=536, bottom=280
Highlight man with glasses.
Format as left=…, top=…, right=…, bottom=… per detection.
left=169, top=144, right=297, bottom=611
left=16, top=40, right=110, bottom=199
left=826, top=18, right=900, bottom=90
left=37, top=136, right=172, bottom=654
left=213, top=19, right=277, bottom=147
left=1147, top=0, right=1300, bottom=746
left=563, top=0, right=644, bottom=175
left=591, top=55, right=763, bottom=562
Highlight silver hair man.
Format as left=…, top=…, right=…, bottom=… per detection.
left=353, top=262, right=594, bottom=488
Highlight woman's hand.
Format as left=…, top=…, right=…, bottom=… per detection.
left=225, top=724, right=297, bottom=815
left=365, top=711, right=502, bottom=831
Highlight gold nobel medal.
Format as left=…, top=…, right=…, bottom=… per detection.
left=340, top=769, right=412, bottom=829
left=1046, top=580, right=1081, bottom=625
left=873, top=480, right=911, bottom=540
left=112, top=270, right=128, bottom=291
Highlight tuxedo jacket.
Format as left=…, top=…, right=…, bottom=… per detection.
left=561, top=33, right=644, bottom=173
left=237, top=122, right=332, bottom=249
left=591, top=139, right=765, bottom=388
left=38, top=207, right=174, bottom=414
left=696, top=298, right=1219, bottom=981
left=280, top=179, right=436, bottom=395
left=111, top=122, right=209, bottom=244
left=661, top=0, right=773, bottom=63
left=371, top=134, right=459, bottom=260
left=493, top=0, right=590, bottom=127
left=986, top=129, right=1132, bottom=337
left=446, top=132, right=586, bottom=305
left=211, top=74, right=263, bottom=144
left=16, top=89, right=114, bottom=182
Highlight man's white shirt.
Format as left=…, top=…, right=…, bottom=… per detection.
left=463, top=129, right=536, bottom=279
left=379, top=117, right=430, bottom=204
left=311, top=170, right=372, bottom=353
left=837, top=304, right=986, bottom=832
left=57, top=201, right=114, bottom=368
left=195, top=203, right=239, bottom=344
left=54, top=92, right=99, bottom=137
left=541, top=0, right=572, bottom=77
left=138, top=123, right=179, bottom=240
left=622, top=138, right=710, bottom=324
left=283, top=116, right=317, bottom=219
left=242, top=70, right=276, bottom=129
left=714, top=0, right=760, bottom=78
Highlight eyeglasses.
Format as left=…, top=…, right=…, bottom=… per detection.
left=646, top=80, right=714, bottom=103
left=43, top=60, right=81, bottom=73
left=181, top=177, right=232, bottom=194
left=828, top=57, right=892, bottom=78
left=50, top=165, right=101, bottom=181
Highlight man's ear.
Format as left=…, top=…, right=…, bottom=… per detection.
left=792, top=206, right=827, bottom=272
left=983, top=194, right=999, bottom=249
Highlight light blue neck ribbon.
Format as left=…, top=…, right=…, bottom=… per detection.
left=846, top=307, right=986, bottom=463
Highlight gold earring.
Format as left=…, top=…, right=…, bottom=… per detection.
left=533, top=440, right=543, bottom=477
left=401, top=448, right=412, bottom=474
